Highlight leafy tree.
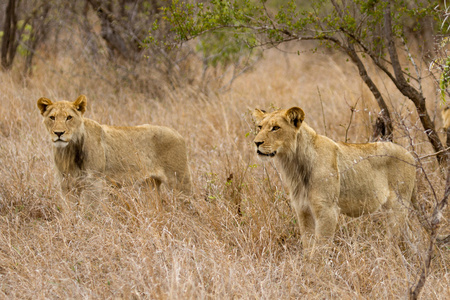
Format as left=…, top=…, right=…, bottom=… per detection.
left=149, top=0, right=448, bottom=166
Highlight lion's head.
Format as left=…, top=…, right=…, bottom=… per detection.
left=253, top=107, right=305, bottom=158
left=37, top=95, right=87, bottom=148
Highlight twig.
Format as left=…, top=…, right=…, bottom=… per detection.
left=419, top=147, right=450, bottom=160
left=402, top=36, right=423, bottom=95
left=404, top=114, right=450, bottom=300
left=317, top=86, right=328, bottom=136
left=410, top=166, right=449, bottom=300
left=219, top=53, right=262, bottom=93
left=343, top=98, right=359, bottom=143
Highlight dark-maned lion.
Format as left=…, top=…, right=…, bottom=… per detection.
left=37, top=95, right=192, bottom=198
left=253, top=107, right=416, bottom=245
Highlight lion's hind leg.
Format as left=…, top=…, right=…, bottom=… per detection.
left=166, top=169, right=193, bottom=195
left=139, top=173, right=166, bottom=209
left=178, top=173, right=193, bottom=195
left=144, top=176, right=162, bottom=192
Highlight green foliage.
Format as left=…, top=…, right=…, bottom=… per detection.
left=196, top=28, right=257, bottom=67
left=436, top=12, right=450, bottom=104
left=17, top=21, right=33, bottom=57
left=148, top=0, right=437, bottom=68
left=148, top=0, right=257, bottom=45
left=0, top=21, right=33, bottom=58
left=436, top=38, right=450, bottom=103
left=147, top=0, right=262, bottom=66
left=439, top=61, right=450, bottom=102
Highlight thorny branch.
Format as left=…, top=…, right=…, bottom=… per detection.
left=409, top=165, right=449, bottom=300
left=406, top=124, right=450, bottom=300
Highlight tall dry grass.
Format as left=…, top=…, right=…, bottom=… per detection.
left=0, top=38, right=449, bottom=298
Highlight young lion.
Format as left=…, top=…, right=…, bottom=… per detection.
left=443, top=105, right=450, bottom=130
left=253, top=107, right=416, bottom=245
left=37, top=95, right=192, bottom=198
left=443, top=105, right=450, bottom=145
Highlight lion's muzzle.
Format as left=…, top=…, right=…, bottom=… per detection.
left=52, top=131, right=69, bottom=147
left=254, top=141, right=276, bottom=157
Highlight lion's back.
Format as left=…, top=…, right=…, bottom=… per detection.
left=100, top=123, right=185, bottom=158
left=337, top=141, right=414, bottom=177
left=87, top=122, right=191, bottom=190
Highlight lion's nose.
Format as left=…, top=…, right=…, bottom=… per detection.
left=54, top=131, right=65, bottom=138
left=255, top=141, right=264, bottom=147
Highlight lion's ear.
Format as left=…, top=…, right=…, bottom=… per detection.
left=285, top=107, right=305, bottom=129
left=73, top=95, right=87, bottom=115
left=37, top=97, right=53, bottom=115
left=253, top=108, right=266, bottom=122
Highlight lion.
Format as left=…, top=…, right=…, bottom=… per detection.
left=37, top=95, right=192, bottom=199
left=253, top=107, right=416, bottom=245
left=443, top=105, right=450, bottom=130
left=443, top=106, right=450, bottom=148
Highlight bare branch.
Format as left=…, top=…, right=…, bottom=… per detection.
left=383, top=1, right=447, bottom=165
left=419, top=147, right=450, bottom=160
left=402, top=36, right=424, bottom=95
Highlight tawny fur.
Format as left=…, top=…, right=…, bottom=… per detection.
left=443, top=106, right=450, bottom=129
left=37, top=95, right=192, bottom=197
left=253, top=107, right=416, bottom=245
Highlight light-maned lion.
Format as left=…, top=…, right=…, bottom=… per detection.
left=37, top=95, right=192, bottom=198
left=253, top=107, right=416, bottom=245
left=443, top=106, right=450, bottom=129
left=444, top=106, right=450, bottom=148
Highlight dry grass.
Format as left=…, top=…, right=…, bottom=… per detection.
left=0, top=40, right=449, bottom=299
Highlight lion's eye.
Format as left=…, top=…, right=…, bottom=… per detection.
left=66, top=116, right=72, bottom=121
left=257, top=126, right=262, bottom=131
left=271, top=126, right=280, bottom=131
left=49, top=116, right=55, bottom=120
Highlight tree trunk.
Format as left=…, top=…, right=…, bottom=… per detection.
left=330, top=1, right=393, bottom=142
left=345, top=42, right=393, bottom=141
left=1, top=0, right=17, bottom=70
left=383, top=2, right=447, bottom=165
left=24, top=3, right=51, bottom=76
left=87, top=0, right=131, bottom=60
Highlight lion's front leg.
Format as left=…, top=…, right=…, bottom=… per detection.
left=310, top=201, right=339, bottom=239
left=293, top=200, right=339, bottom=248
left=290, top=197, right=315, bottom=247
left=59, top=175, right=82, bottom=203
left=298, top=208, right=316, bottom=248
left=59, top=172, right=104, bottom=208
left=308, top=187, right=340, bottom=240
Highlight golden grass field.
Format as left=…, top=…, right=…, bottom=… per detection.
left=0, top=39, right=449, bottom=298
